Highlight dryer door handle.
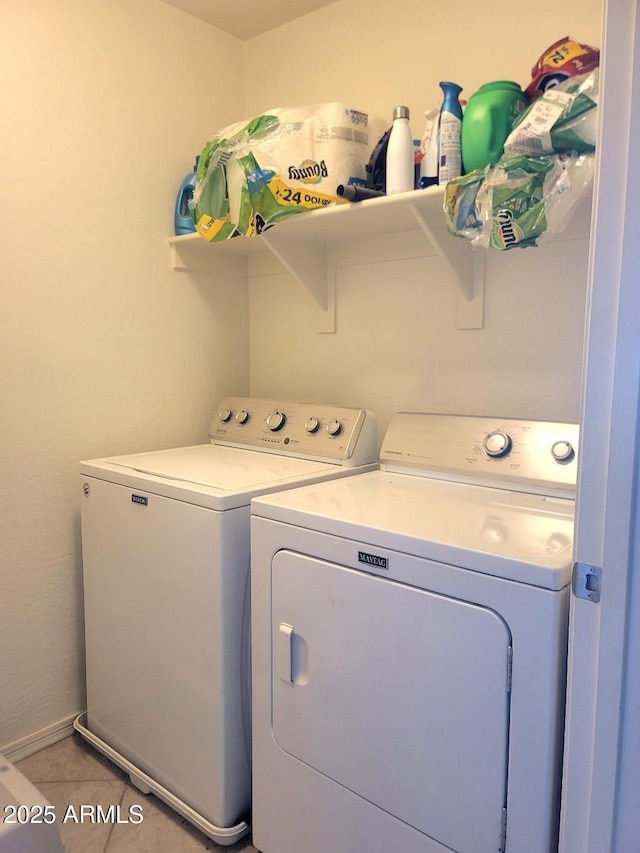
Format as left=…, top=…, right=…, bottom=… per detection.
left=277, top=623, right=294, bottom=683
left=277, top=622, right=309, bottom=685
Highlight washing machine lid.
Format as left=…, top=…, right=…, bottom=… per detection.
left=251, top=470, right=576, bottom=589
left=107, top=444, right=335, bottom=489
left=80, top=444, right=363, bottom=510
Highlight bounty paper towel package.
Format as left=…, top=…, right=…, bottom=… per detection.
left=443, top=151, right=594, bottom=250
left=193, top=104, right=369, bottom=242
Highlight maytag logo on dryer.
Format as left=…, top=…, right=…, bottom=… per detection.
left=131, top=494, right=148, bottom=507
left=358, top=551, right=388, bottom=570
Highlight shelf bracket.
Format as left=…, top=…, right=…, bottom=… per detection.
left=259, top=231, right=336, bottom=333
left=456, top=252, right=485, bottom=329
left=169, top=241, right=183, bottom=270
left=408, top=200, right=485, bottom=329
left=321, top=259, right=337, bottom=334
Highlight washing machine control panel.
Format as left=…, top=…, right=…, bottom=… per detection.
left=381, top=413, right=579, bottom=495
left=210, top=397, right=377, bottom=466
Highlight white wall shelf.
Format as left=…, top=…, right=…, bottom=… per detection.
left=167, top=184, right=591, bottom=333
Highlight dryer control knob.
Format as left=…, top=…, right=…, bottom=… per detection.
left=236, top=409, right=250, bottom=425
left=551, top=440, right=574, bottom=462
left=327, top=419, right=343, bottom=437
left=305, top=417, right=320, bottom=433
left=482, top=431, right=512, bottom=458
left=266, top=410, right=286, bottom=431
left=219, top=409, right=233, bottom=423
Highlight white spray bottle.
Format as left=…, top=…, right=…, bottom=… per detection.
left=438, top=81, right=463, bottom=185
left=419, top=108, right=440, bottom=186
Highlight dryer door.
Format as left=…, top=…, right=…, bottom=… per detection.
left=271, top=551, right=512, bottom=853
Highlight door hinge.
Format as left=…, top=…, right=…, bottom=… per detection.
left=506, top=646, right=513, bottom=693
left=572, top=561, right=602, bottom=603
left=499, top=807, right=507, bottom=852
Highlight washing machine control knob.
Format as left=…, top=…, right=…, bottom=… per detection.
left=266, top=410, right=286, bottom=431
left=551, top=440, right=574, bottom=462
left=326, top=419, right=343, bottom=437
left=219, top=409, right=233, bottom=423
left=305, top=417, right=320, bottom=434
left=482, top=430, right=512, bottom=458
left=235, top=409, right=249, bottom=425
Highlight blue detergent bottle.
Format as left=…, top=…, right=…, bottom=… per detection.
left=174, top=157, right=199, bottom=234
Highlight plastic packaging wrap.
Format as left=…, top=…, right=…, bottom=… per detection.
left=193, top=104, right=369, bottom=242
left=443, top=54, right=598, bottom=251
left=444, top=151, right=594, bottom=250
left=504, top=69, right=598, bottom=158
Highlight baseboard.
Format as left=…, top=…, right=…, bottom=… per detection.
left=1, top=712, right=81, bottom=763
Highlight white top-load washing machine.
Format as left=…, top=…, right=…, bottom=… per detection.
left=74, top=396, right=377, bottom=847
left=251, top=412, right=578, bottom=853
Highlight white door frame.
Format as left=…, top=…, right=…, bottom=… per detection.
left=560, top=1, right=640, bottom=851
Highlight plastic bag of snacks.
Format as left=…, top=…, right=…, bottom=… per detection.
left=444, top=151, right=594, bottom=250
left=192, top=104, right=369, bottom=242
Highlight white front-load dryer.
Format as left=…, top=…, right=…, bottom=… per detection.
left=75, top=397, right=377, bottom=846
left=250, top=412, right=578, bottom=853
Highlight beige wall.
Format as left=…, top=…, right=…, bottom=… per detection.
left=248, top=233, right=590, bottom=439
left=244, top=0, right=602, bottom=439
left=244, top=0, right=602, bottom=128
left=0, top=1, right=248, bottom=750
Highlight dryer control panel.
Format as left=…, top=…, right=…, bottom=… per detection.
left=380, top=412, right=579, bottom=495
left=209, top=397, right=377, bottom=467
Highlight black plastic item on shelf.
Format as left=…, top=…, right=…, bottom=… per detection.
left=365, top=126, right=392, bottom=191
left=337, top=184, right=386, bottom=202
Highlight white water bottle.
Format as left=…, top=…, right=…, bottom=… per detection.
left=386, top=106, right=414, bottom=195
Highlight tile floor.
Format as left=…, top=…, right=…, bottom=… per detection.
left=16, top=734, right=259, bottom=853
